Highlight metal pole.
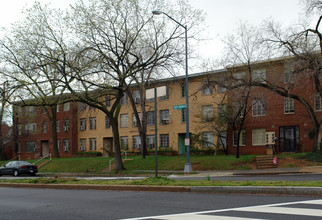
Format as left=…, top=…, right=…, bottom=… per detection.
left=183, top=25, right=192, bottom=173
left=154, top=88, right=158, bottom=177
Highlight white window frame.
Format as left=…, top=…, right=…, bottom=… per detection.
left=132, top=90, right=141, bottom=103
left=121, top=93, right=128, bottom=105
left=252, top=128, right=266, bottom=146
left=120, top=136, right=128, bottom=150
left=26, top=141, right=37, bottom=152
left=25, top=123, right=37, bottom=134
left=202, top=105, right=214, bottom=121
left=89, top=138, right=96, bottom=151
left=56, top=120, right=60, bottom=132
left=232, top=72, right=246, bottom=86
left=160, top=134, right=169, bottom=149
left=63, top=102, right=70, bottom=111
left=252, top=99, right=266, bottom=117
left=80, top=118, right=86, bottom=131
left=63, top=119, right=70, bottom=132
left=160, top=110, right=169, bottom=125
left=43, top=122, right=47, bottom=133
left=252, top=69, right=266, bottom=84
left=202, top=132, right=214, bottom=148
left=233, top=130, right=246, bottom=146
left=57, top=140, right=61, bottom=152
left=80, top=139, right=86, bottom=151
left=120, top=114, right=128, bottom=128
left=63, top=139, right=70, bottom=152
left=315, top=94, right=322, bottom=111
left=147, top=135, right=155, bottom=149
left=284, top=61, right=295, bottom=83
left=147, top=111, right=155, bottom=125
left=202, top=80, right=213, bottom=95
left=89, top=117, right=96, bottom=130
left=284, top=97, right=294, bottom=114
left=132, top=136, right=141, bottom=150
left=132, top=113, right=141, bottom=127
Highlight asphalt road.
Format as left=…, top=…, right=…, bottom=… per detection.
left=0, top=187, right=320, bottom=220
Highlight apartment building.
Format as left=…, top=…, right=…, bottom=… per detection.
left=13, top=102, right=78, bottom=159
left=77, top=71, right=226, bottom=155
left=227, top=57, right=322, bottom=155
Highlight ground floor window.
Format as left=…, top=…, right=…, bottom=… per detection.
left=160, top=134, right=169, bottom=149
left=202, top=131, right=214, bottom=148
left=63, top=139, right=70, bottom=152
left=147, top=135, right=155, bottom=149
left=217, top=131, right=227, bottom=148
left=120, top=136, right=128, bottom=150
left=80, top=139, right=86, bottom=151
left=233, top=130, right=246, bottom=146
left=26, top=142, right=37, bottom=152
left=57, top=140, right=61, bottom=152
left=89, top=138, right=96, bottom=151
left=132, top=136, right=141, bottom=150
left=252, top=128, right=266, bottom=146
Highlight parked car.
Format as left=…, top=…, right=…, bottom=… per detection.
left=0, top=161, right=38, bottom=176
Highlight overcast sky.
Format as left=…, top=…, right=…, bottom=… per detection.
left=0, top=0, right=314, bottom=72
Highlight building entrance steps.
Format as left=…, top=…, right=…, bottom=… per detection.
left=255, top=155, right=278, bottom=169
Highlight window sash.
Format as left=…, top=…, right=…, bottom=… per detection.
left=120, top=136, right=128, bottom=150
left=89, top=138, right=96, bottom=151
left=26, top=142, right=36, bottom=152
left=120, top=114, right=128, bottom=128
left=233, top=130, right=246, bottom=146
left=202, top=132, right=214, bottom=148
left=315, top=94, right=322, bottom=111
left=80, top=139, right=86, bottom=151
left=284, top=97, right=294, bottom=114
left=252, top=69, right=266, bottom=83
left=147, top=111, right=155, bottom=125
left=160, top=110, right=169, bottom=124
left=132, top=136, right=141, bottom=149
left=160, top=134, right=169, bottom=148
left=89, top=117, right=96, bottom=130
left=63, top=102, right=70, bottom=111
left=252, top=100, right=266, bottom=116
left=80, top=119, right=86, bottom=130
left=147, top=135, right=155, bottom=149
left=252, top=128, right=266, bottom=146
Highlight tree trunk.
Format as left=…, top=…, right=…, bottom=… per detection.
left=0, top=117, right=5, bottom=161
left=50, top=106, right=60, bottom=158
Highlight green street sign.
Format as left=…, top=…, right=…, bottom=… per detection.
left=173, top=104, right=186, bottom=110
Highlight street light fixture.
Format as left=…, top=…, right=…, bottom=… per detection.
left=152, top=10, right=192, bottom=173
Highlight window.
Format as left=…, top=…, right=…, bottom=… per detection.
left=252, top=69, right=266, bottom=83
left=132, top=91, right=141, bottom=103
left=63, top=102, right=70, bottom=111
left=105, top=116, right=111, bottom=129
left=147, top=111, right=155, bottom=125
left=80, top=139, right=86, bottom=151
left=217, top=78, right=227, bottom=94
left=252, top=99, right=266, bottom=116
left=56, top=120, right=60, bottom=132
left=26, top=106, right=36, bottom=115
left=232, top=72, right=246, bottom=86
left=26, top=141, right=37, bottom=152
left=17, top=124, right=22, bottom=135
left=284, top=97, right=294, bottom=114
left=202, top=132, right=214, bottom=148
left=120, top=136, right=128, bottom=150
left=159, top=86, right=169, bottom=100
left=160, top=134, right=169, bottom=148
left=89, top=138, right=96, bottom=151
left=202, top=80, right=213, bottom=95
left=120, top=114, right=128, bottom=128
left=43, top=122, right=47, bottom=133
left=105, top=95, right=111, bottom=106
left=63, top=139, right=70, bottom=152
left=147, top=135, right=155, bottom=149
left=284, top=61, right=295, bottom=83
left=181, top=109, right=186, bottom=123
left=160, top=110, right=169, bottom=125
left=217, top=131, right=227, bottom=148
left=63, top=119, right=70, bottom=131
left=121, top=93, right=128, bottom=105
left=181, top=83, right=186, bottom=98
left=79, top=103, right=86, bottom=111
left=25, top=123, right=37, bottom=134
left=217, top=104, right=226, bottom=119
left=233, top=130, right=246, bottom=146
left=202, top=105, right=214, bottom=121
left=80, top=118, right=86, bottom=131
left=132, top=136, right=141, bottom=150
left=89, top=117, right=96, bottom=130
left=252, top=128, right=266, bottom=146
left=132, top=113, right=141, bottom=127
left=315, top=94, right=322, bottom=111
left=57, top=140, right=61, bottom=152
left=56, top=105, right=60, bottom=112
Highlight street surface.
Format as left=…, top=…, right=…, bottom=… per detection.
left=0, top=187, right=321, bottom=220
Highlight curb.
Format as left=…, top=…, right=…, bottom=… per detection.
left=0, top=183, right=321, bottom=196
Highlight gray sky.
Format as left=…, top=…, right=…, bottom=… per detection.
left=0, top=0, right=314, bottom=72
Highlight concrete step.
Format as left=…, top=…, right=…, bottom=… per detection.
left=255, top=155, right=277, bottom=169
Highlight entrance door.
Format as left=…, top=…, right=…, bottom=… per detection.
left=103, top=138, right=113, bottom=157
left=41, top=141, right=49, bottom=156
left=279, top=126, right=300, bottom=152
left=178, top=134, right=186, bottom=155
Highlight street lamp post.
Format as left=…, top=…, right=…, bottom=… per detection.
left=152, top=10, right=192, bottom=173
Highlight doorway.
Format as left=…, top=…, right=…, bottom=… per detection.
left=279, top=126, right=300, bottom=152
left=41, top=141, right=49, bottom=156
